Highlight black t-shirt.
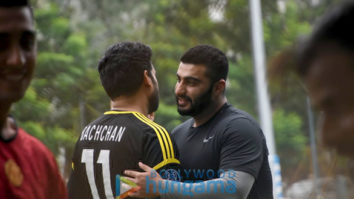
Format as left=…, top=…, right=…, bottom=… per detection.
left=172, top=103, right=273, bottom=199
left=68, top=111, right=181, bottom=199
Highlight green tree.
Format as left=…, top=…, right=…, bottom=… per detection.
left=17, top=0, right=343, bottom=185
left=273, top=109, right=307, bottom=181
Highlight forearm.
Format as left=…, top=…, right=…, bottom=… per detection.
left=159, top=171, right=254, bottom=199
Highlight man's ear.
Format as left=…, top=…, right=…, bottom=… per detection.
left=143, top=70, right=153, bottom=88
left=214, top=79, right=226, bottom=95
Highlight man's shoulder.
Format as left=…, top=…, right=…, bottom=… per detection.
left=17, top=128, right=57, bottom=164
left=130, top=112, right=170, bottom=136
left=19, top=128, right=51, bottom=151
left=217, top=104, right=265, bottom=139
left=171, top=118, right=193, bottom=135
left=219, top=104, right=258, bottom=126
left=221, top=103, right=248, bottom=118
left=88, top=112, right=161, bottom=133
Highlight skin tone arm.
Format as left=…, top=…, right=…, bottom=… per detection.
left=124, top=162, right=255, bottom=199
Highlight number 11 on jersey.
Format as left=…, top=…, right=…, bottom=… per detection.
left=81, top=149, right=114, bottom=199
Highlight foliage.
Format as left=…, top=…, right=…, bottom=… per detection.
left=273, top=109, right=307, bottom=180
left=13, top=0, right=343, bottom=184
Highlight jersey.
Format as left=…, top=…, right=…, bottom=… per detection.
left=67, top=111, right=181, bottom=199
left=0, top=126, right=67, bottom=199
left=172, top=103, right=273, bottom=199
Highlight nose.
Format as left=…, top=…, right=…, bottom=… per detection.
left=175, top=81, right=185, bottom=96
left=6, top=45, right=25, bottom=67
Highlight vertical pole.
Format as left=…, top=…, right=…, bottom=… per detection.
left=249, top=0, right=283, bottom=198
left=306, top=97, right=321, bottom=198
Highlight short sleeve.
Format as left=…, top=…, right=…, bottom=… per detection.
left=219, top=118, right=265, bottom=179
left=26, top=130, right=68, bottom=199
left=45, top=152, right=68, bottom=199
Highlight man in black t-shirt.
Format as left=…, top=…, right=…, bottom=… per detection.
left=172, top=104, right=272, bottom=198
left=67, top=42, right=180, bottom=199
left=125, top=45, right=273, bottom=199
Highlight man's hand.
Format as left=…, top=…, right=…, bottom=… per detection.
left=124, top=162, right=163, bottom=198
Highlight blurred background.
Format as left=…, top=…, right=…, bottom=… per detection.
left=14, top=0, right=353, bottom=198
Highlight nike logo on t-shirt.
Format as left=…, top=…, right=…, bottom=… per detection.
left=203, top=136, right=214, bottom=143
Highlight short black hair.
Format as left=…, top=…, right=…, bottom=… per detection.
left=0, top=0, right=30, bottom=7
left=98, top=42, right=153, bottom=100
left=297, top=0, right=354, bottom=76
left=180, top=44, right=228, bottom=83
left=0, top=0, right=34, bottom=20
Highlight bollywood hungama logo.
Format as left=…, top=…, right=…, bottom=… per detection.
left=116, top=169, right=238, bottom=198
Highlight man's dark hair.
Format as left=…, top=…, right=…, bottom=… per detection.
left=297, top=0, right=354, bottom=76
left=0, top=0, right=30, bottom=7
left=180, top=44, right=229, bottom=83
left=0, top=0, right=34, bottom=19
left=98, top=42, right=153, bottom=100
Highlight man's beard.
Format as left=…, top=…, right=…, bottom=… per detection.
left=176, top=84, right=214, bottom=116
left=148, top=84, right=159, bottom=114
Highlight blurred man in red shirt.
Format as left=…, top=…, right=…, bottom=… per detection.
left=0, top=1, right=67, bottom=198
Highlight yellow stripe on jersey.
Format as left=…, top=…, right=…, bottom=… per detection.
left=102, top=110, right=177, bottom=163
left=133, top=113, right=168, bottom=160
left=104, top=111, right=137, bottom=115
left=138, top=113, right=174, bottom=159
left=162, top=128, right=175, bottom=159
left=135, top=113, right=173, bottom=159
left=153, top=158, right=180, bottom=171
left=141, top=115, right=175, bottom=159
left=159, top=129, right=172, bottom=159
left=136, top=113, right=175, bottom=159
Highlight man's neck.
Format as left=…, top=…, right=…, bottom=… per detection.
left=0, top=102, right=17, bottom=140
left=110, top=96, right=149, bottom=117
left=0, top=102, right=11, bottom=129
left=192, top=98, right=227, bottom=127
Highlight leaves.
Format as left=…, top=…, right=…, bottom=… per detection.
left=15, top=0, right=339, bottom=183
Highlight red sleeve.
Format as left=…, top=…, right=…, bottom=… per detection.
left=45, top=151, right=68, bottom=199
left=21, top=129, right=68, bottom=199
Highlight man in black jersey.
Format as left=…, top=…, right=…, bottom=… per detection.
left=67, top=42, right=181, bottom=199
left=125, top=45, right=273, bottom=199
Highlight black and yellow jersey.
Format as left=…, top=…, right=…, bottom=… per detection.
left=67, top=111, right=180, bottom=199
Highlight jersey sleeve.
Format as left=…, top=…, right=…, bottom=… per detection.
left=142, top=126, right=182, bottom=182
left=28, top=131, right=68, bottom=199
left=44, top=151, right=68, bottom=199
left=219, top=118, right=265, bottom=179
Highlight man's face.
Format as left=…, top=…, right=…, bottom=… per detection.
left=0, top=7, right=36, bottom=103
left=148, top=66, right=159, bottom=114
left=305, top=45, right=354, bottom=156
left=175, top=62, right=214, bottom=116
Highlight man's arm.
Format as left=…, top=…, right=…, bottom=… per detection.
left=124, top=162, right=254, bottom=199
left=160, top=170, right=254, bottom=199
left=124, top=118, right=268, bottom=198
